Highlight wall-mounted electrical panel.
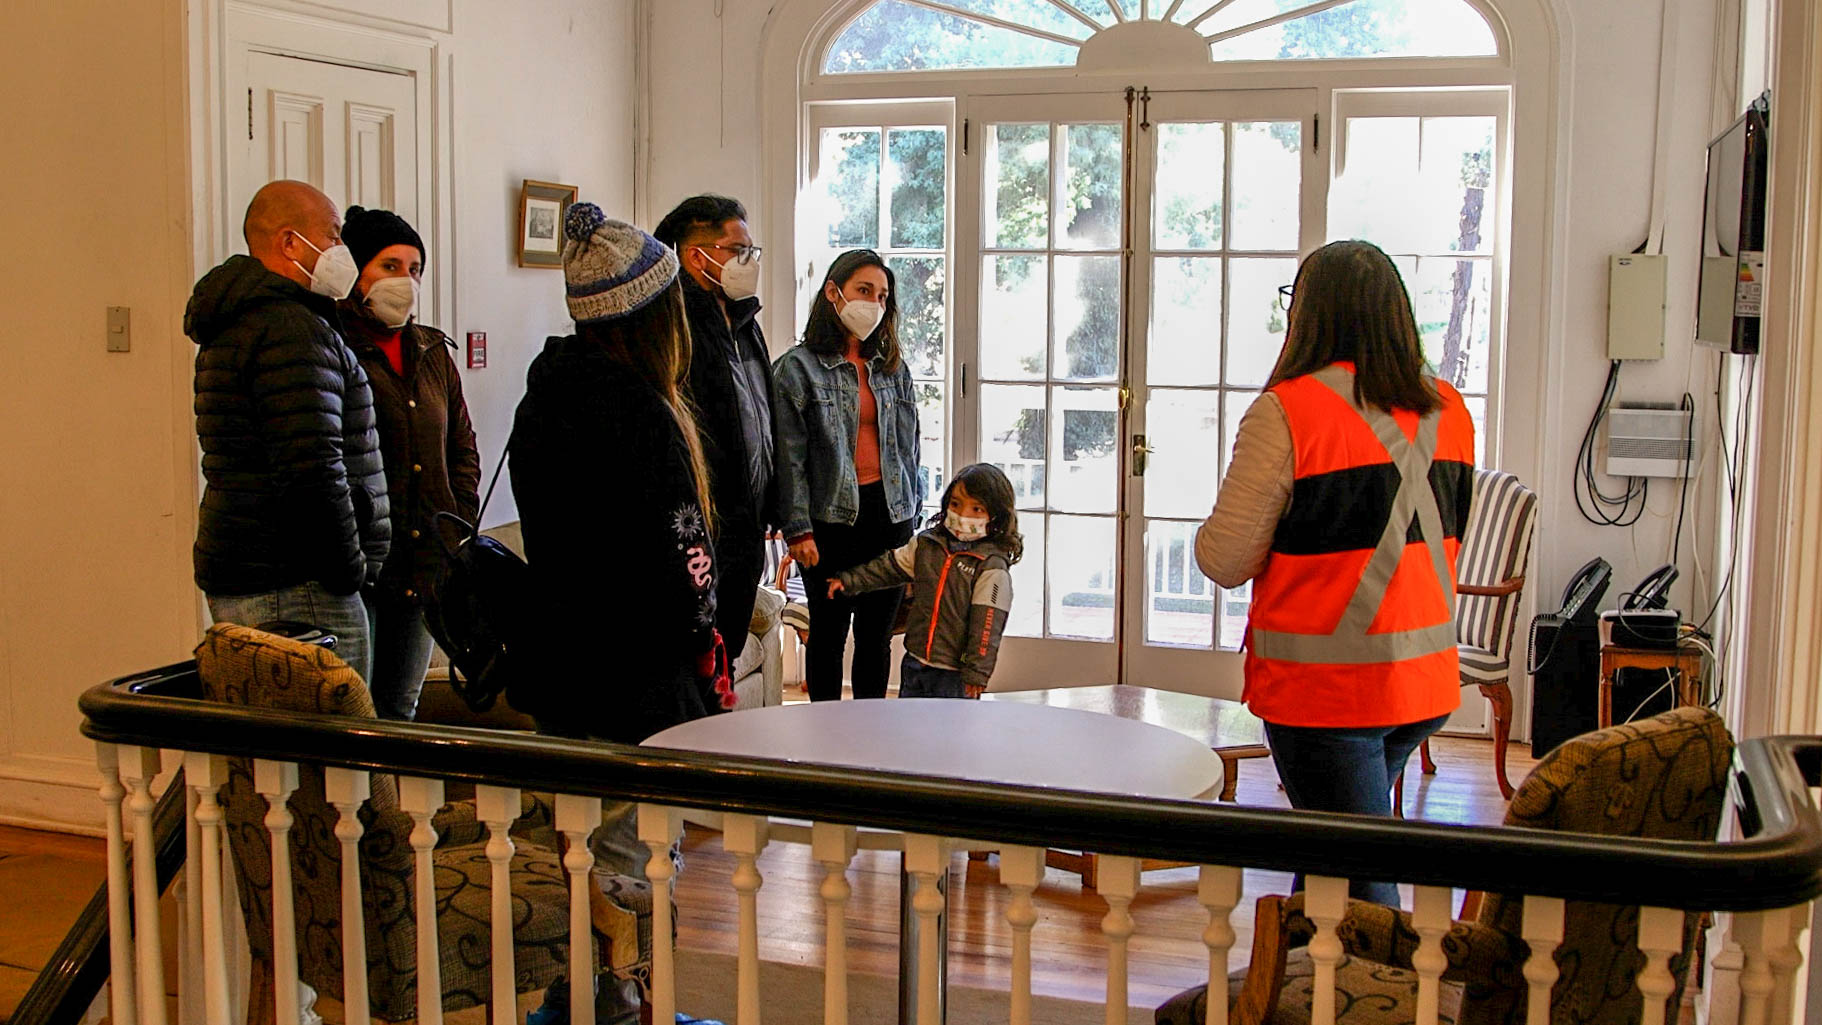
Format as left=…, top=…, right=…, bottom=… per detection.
left=1607, top=254, right=1667, bottom=360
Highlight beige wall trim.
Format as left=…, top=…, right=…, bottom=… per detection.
left=0, top=755, right=106, bottom=834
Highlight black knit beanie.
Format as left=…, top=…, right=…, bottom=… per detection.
left=342, top=206, right=426, bottom=272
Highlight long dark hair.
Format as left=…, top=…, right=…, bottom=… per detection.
left=802, top=249, right=901, bottom=372
left=577, top=281, right=715, bottom=531
left=928, top=463, right=1023, bottom=565
left=1267, top=240, right=1441, bottom=415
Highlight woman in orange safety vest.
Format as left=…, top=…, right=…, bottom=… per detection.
left=1195, top=240, right=1475, bottom=907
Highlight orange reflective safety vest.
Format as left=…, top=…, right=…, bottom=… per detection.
left=1243, top=363, right=1475, bottom=728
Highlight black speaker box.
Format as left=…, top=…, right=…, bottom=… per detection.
left=1529, top=615, right=1602, bottom=758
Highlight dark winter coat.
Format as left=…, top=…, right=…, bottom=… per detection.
left=187, top=255, right=390, bottom=597
left=680, top=275, right=774, bottom=538
left=507, top=335, right=722, bottom=743
left=339, top=308, right=482, bottom=601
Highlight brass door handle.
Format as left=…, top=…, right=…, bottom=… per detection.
left=1133, top=434, right=1157, bottom=476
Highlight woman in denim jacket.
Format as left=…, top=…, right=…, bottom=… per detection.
left=772, top=249, right=923, bottom=700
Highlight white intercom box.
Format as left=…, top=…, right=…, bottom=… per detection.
left=1608, top=254, right=1668, bottom=360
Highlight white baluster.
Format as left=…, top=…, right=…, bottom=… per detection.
left=1196, top=865, right=1242, bottom=1025
left=1634, top=905, right=1684, bottom=1025
left=97, top=744, right=139, bottom=1025
left=1767, top=902, right=1806, bottom=1025
left=475, top=784, right=521, bottom=1024
left=179, top=782, right=202, bottom=1025
left=904, top=834, right=950, bottom=1025
left=399, top=778, right=447, bottom=1025
left=120, top=745, right=168, bottom=1025
left=1303, top=876, right=1349, bottom=1025
left=641, top=805, right=683, bottom=1025
left=1410, top=885, right=1451, bottom=1025
left=1737, top=908, right=1781, bottom=1025
left=324, top=767, right=373, bottom=1025
left=1519, top=895, right=1564, bottom=1025
left=1098, top=855, right=1139, bottom=1025
left=725, top=814, right=771, bottom=1024
left=553, top=794, right=602, bottom=1025
left=184, top=753, right=232, bottom=1025
left=999, top=846, right=1044, bottom=1025
left=254, top=760, right=301, bottom=1025
left=813, top=823, right=858, bottom=1025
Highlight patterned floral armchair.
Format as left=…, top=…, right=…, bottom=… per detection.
left=1158, top=706, right=1733, bottom=1025
left=196, top=623, right=651, bottom=1024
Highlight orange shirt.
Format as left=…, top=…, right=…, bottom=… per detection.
left=847, top=349, right=882, bottom=485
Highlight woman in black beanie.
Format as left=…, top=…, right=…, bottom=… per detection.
left=337, top=206, right=481, bottom=719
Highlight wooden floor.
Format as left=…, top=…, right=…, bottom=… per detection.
left=0, top=734, right=1534, bottom=1021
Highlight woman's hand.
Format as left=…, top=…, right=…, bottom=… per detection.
left=826, top=579, right=845, bottom=599
left=789, top=536, right=820, bottom=569
left=965, top=683, right=987, bottom=699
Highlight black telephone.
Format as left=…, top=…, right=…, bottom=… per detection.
left=1623, top=564, right=1679, bottom=610
left=1529, top=558, right=1611, bottom=674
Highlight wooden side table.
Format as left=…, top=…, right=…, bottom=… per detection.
left=1597, top=642, right=1706, bottom=728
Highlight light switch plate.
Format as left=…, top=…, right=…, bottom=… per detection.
left=106, top=306, right=131, bottom=353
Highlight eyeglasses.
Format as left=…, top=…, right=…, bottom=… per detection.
left=702, top=242, right=763, bottom=265
left=1277, top=283, right=1294, bottom=309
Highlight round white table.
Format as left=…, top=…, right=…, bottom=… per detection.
left=645, top=698, right=1223, bottom=1024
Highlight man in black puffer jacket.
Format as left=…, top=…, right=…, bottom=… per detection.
left=187, top=180, right=391, bottom=682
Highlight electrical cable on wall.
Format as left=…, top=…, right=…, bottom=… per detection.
left=1574, top=360, right=1648, bottom=527
left=1669, top=391, right=1696, bottom=566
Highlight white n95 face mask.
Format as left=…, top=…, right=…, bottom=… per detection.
left=945, top=511, right=989, bottom=542
left=837, top=295, right=885, bottom=340
left=292, top=233, right=358, bottom=301
left=700, top=248, right=760, bottom=302
left=365, top=276, right=419, bottom=329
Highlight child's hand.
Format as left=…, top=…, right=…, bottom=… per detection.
left=965, top=682, right=986, bottom=699
left=826, top=579, right=845, bottom=599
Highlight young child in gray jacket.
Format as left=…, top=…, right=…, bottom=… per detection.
left=829, top=463, right=1023, bottom=698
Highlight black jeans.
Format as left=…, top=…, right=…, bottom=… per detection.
left=801, top=483, right=915, bottom=701
left=1263, top=712, right=1451, bottom=906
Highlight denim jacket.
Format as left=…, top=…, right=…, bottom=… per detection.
left=771, top=344, right=922, bottom=538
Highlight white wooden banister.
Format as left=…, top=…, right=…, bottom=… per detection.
left=1303, top=876, right=1349, bottom=1025
left=725, top=814, right=771, bottom=1024
left=641, top=804, right=683, bottom=1025
left=1737, top=906, right=1783, bottom=1025
left=96, top=744, right=138, bottom=1025
left=1518, top=895, right=1564, bottom=1025
left=475, top=784, right=521, bottom=1024
left=120, top=745, right=168, bottom=1025
left=1197, top=865, right=1242, bottom=1025
left=1410, top=885, right=1451, bottom=1025
left=324, top=767, right=373, bottom=1025
left=1767, top=902, right=1806, bottom=1025
left=178, top=780, right=203, bottom=1025
left=399, top=777, right=447, bottom=1025
left=1098, top=855, right=1140, bottom=1025
left=999, top=845, right=1044, bottom=1025
left=555, top=794, right=603, bottom=1025
left=184, top=751, right=232, bottom=1025
left=254, top=759, right=302, bottom=1025
left=903, top=834, right=949, bottom=1025
left=1635, top=905, right=1684, bottom=1025
left=813, top=822, right=858, bottom=1025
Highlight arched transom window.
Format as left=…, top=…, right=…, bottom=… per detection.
left=825, top=0, right=1501, bottom=73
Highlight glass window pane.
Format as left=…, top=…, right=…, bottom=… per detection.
left=1409, top=257, right=1491, bottom=395
left=981, top=383, right=1048, bottom=509
left=889, top=255, right=945, bottom=379
left=888, top=128, right=947, bottom=249
left=981, top=255, right=1047, bottom=381
left=1231, top=121, right=1302, bottom=251
left=1465, top=394, right=1487, bottom=468
left=1204, top=0, right=1498, bottom=62
left=916, top=381, right=946, bottom=512
left=934, top=0, right=1097, bottom=39
left=1330, top=115, right=1495, bottom=255
left=1059, top=123, right=1123, bottom=250
left=1420, top=116, right=1497, bottom=254
left=1144, top=391, right=1223, bottom=519
left=1054, top=255, right=1121, bottom=381
left=1149, top=257, right=1223, bottom=386
left=1147, top=520, right=1214, bottom=648
left=1218, top=579, right=1251, bottom=650
left=1328, top=116, right=1418, bottom=248
left=1050, top=385, right=1119, bottom=514
left=1223, top=389, right=1260, bottom=477
left=824, top=0, right=1079, bottom=73
left=1007, top=515, right=1046, bottom=638
left=988, top=123, right=1051, bottom=249
left=1154, top=122, right=1225, bottom=250
left=1225, top=258, right=1297, bottom=387
left=818, top=128, right=880, bottom=247
left=1049, top=515, right=1115, bottom=641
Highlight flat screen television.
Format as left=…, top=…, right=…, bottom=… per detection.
left=1697, top=96, right=1770, bottom=354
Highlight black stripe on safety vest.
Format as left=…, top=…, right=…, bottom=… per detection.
left=1271, top=459, right=1473, bottom=557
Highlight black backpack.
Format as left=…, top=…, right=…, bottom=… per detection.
left=422, top=449, right=529, bottom=713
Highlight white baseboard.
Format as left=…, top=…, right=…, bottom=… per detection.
left=0, top=753, right=105, bottom=833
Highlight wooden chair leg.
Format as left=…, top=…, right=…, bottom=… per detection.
left=1392, top=769, right=1405, bottom=819
left=1419, top=738, right=1437, bottom=775
left=1480, top=680, right=1516, bottom=799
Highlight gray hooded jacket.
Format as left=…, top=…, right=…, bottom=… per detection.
left=838, top=528, right=1013, bottom=690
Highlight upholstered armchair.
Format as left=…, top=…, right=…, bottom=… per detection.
left=1159, top=706, right=1733, bottom=1025
left=196, top=623, right=650, bottom=1024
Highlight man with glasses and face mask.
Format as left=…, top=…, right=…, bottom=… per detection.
left=654, top=195, right=774, bottom=664
left=186, top=180, right=391, bottom=683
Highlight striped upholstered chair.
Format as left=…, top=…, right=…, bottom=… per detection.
left=1424, top=468, right=1539, bottom=799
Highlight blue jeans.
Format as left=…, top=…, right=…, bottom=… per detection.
left=364, top=591, right=435, bottom=720
left=899, top=654, right=967, bottom=698
left=207, top=582, right=372, bottom=686
left=1263, top=713, right=1450, bottom=907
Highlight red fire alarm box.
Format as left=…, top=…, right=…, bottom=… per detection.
left=466, top=331, right=487, bottom=369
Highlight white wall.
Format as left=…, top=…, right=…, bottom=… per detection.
left=0, top=0, right=636, bottom=830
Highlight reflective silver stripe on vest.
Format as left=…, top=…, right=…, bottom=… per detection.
left=1249, top=366, right=1458, bottom=666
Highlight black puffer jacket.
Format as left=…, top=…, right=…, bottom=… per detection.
left=187, top=255, right=391, bottom=597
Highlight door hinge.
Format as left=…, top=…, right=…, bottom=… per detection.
left=962, top=118, right=970, bottom=156
left=248, top=88, right=254, bottom=140
left=1138, top=87, right=1151, bottom=131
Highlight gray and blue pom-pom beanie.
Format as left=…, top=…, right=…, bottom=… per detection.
left=562, top=202, right=679, bottom=324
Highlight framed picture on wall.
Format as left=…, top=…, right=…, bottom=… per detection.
left=518, top=179, right=578, bottom=268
